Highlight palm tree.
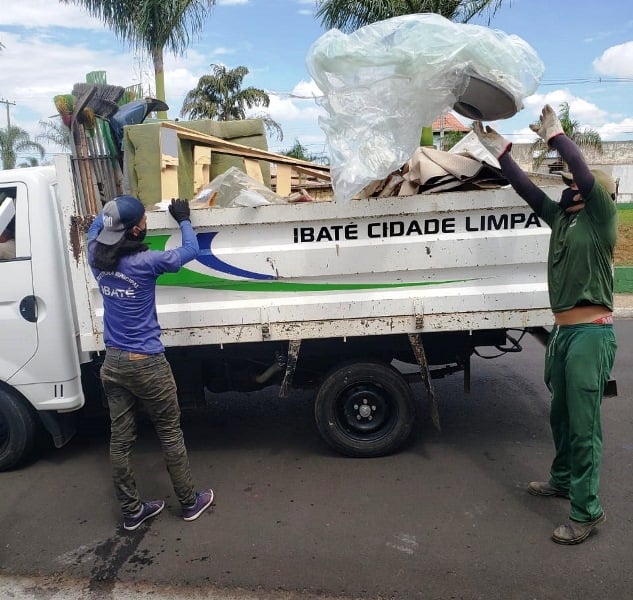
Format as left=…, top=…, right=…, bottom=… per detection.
left=0, top=126, right=46, bottom=170
left=60, top=0, right=215, bottom=119
left=181, top=64, right=283, bottom=140
left=315, top=0, right=507, bottom=145
left=181, top=64, right=269, bottom=120
left=315, top=0, right=506, bottom=31
left=530, top=102, right=602, bottom=171
left=37, top=119, right=71, bottom=152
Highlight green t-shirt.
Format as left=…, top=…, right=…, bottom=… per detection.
left=537, top=180, right=617, bottom=313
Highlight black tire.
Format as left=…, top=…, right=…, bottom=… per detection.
left=0, top=386, right=39, bottom=471
left=314, top=361, right=415, bottom=458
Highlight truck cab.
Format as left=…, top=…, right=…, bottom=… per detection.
left=0, top=166, right=85, bottom=469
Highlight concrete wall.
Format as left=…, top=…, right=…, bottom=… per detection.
left=510, top=141, right=633, bottom=203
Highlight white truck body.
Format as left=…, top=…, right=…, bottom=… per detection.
left=1, top=153, right=560, bottom=468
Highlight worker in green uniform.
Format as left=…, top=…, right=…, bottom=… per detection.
left=473, top=104, right=617, bottom=545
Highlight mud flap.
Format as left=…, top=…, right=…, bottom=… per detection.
left=39, top=410, right=77, bottom=448
left=408, top=333, right=441, bottom=432
left=279, top=339, right=301, bottom=398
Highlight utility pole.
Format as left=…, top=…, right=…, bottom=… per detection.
left=0, top=98, right=16, bottom=129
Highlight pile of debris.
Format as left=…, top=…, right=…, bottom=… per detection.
left=358, top=146, right=508, bottom=199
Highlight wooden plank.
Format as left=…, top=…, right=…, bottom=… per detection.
left=193, top=146, right=212, bottom=195
left=160, top=121, right=330, bottom=173
left=275, top=164, right=292, bottom=197
left=244, top=158, right=264, bottom=183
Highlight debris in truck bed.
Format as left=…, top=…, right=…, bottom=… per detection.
left=357, top=147, right=508, bottom=198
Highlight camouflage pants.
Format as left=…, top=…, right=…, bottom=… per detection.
left=100, top=348, right=196, bottom=516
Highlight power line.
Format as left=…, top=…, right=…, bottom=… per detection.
left=541, top=77, right=633, bottom=86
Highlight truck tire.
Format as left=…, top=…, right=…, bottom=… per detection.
left=0, top=387, right=39, bottom=471
left=314, top=361, right=415, bottom=458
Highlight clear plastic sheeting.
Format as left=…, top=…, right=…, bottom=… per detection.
left=192, top=167, right=287, bottom=208
left=305, top=13, right=544, bottom=201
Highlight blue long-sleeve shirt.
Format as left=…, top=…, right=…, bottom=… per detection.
left=87, top=214, right=199, bottom=354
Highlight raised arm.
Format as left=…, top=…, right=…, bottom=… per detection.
left=472, top=121, right=548, bottom=215
left=529, top=104, right=594, bottom=197
left=168, top=198, right=199, bottom=265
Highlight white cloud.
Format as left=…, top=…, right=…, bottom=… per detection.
left=508, top=126, right=538, bottom=144
left=524, top=90, right=609, bottom=126
left=0, top=2, right=101, bottom=29
left=1, top=32, right=140, bottom=123
left=597, top=118, right=633, bottom=141
left=292, top=79, right=324, bottom=99
left=593, top=41, right=633, bottom=77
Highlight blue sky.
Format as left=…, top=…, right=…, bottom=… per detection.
left=1, top=0, right=633, bottom=165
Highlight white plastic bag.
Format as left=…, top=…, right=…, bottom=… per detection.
left=306, top=13, right=544, bottom=201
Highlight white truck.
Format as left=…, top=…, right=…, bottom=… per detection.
left=0, top=153, right=561, bottom=470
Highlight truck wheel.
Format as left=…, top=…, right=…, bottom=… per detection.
left=0, top=387, right=39, bottom=471
left=314, top=361, right=415, bottom=458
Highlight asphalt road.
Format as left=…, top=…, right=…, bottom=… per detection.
left=1, top=320, right=632, bottom=600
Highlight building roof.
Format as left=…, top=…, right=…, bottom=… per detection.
left=432, top=113, right=470, bottom=132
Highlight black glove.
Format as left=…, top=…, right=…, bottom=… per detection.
left=168, top=198, right=190, bottom=224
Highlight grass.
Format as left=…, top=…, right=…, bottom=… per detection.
left=615, top=203, right=633, bottom=266
left=615, top=203, right=633, bottom=293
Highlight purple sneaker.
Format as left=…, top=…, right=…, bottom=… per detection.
left=123, top=499, right=165, bottom=531
left=182, top=489, right=214, bottom=521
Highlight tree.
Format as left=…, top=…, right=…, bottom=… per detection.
left=439, top=130, right=467, bottom=151
left=181, top=64, right=283, bottom=140
left=37, top=119, right=71, bottom=152
left=281, top=139, right=329, bottom=165
left=0, top=126, right=46, bottom=170
left=315, top=0, right=507, bottom=146
left=530, top=102, right=602, bottom=171
left=315, top=0, right=506, bottom=32
left=181, top=64, right=268, bottom=120
left=60, top=0, right=215, bottom=119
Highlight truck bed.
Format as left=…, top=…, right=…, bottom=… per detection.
left=67, top=175, right=557, bottom=352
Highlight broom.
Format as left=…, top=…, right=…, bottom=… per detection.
left=54, top=93, right=91, bottom=213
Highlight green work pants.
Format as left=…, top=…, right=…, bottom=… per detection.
left=544, top=323, right=616, bottom=522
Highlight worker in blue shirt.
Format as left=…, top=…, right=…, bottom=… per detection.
left=88, top=195, right=213, bottom=531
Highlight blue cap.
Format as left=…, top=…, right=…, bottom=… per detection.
left=96, top=195, right=145, bottom=245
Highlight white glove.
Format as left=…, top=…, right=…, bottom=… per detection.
left=529, top=104, right=564, bottom=144
left=472, top=121, right=512, bottom=159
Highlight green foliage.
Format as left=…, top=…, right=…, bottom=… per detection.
left=439, top=130, right=467, bottom=151
left=59, top=0, right=216, bottom=114
left=181, top=64, right=269, bottom=120
left=180, top=64, right=284, bottom=141
left=281, top=139, right=329, bottom=165
left=530, top=102, right=602, bottom=171
left=282, top=139, right=315, bottom=161
left=36, top=119, right=71, bottom=152
left=0, top=125, right=46, bottom=170
left=315, top=0, right=506, bottom=32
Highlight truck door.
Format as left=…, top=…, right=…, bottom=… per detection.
left=0, top=183, right=38, bottom=381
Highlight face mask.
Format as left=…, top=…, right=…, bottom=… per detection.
left=559, top=188, right=581, bottom=211
left=125, top=227, right=147, bottom=242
